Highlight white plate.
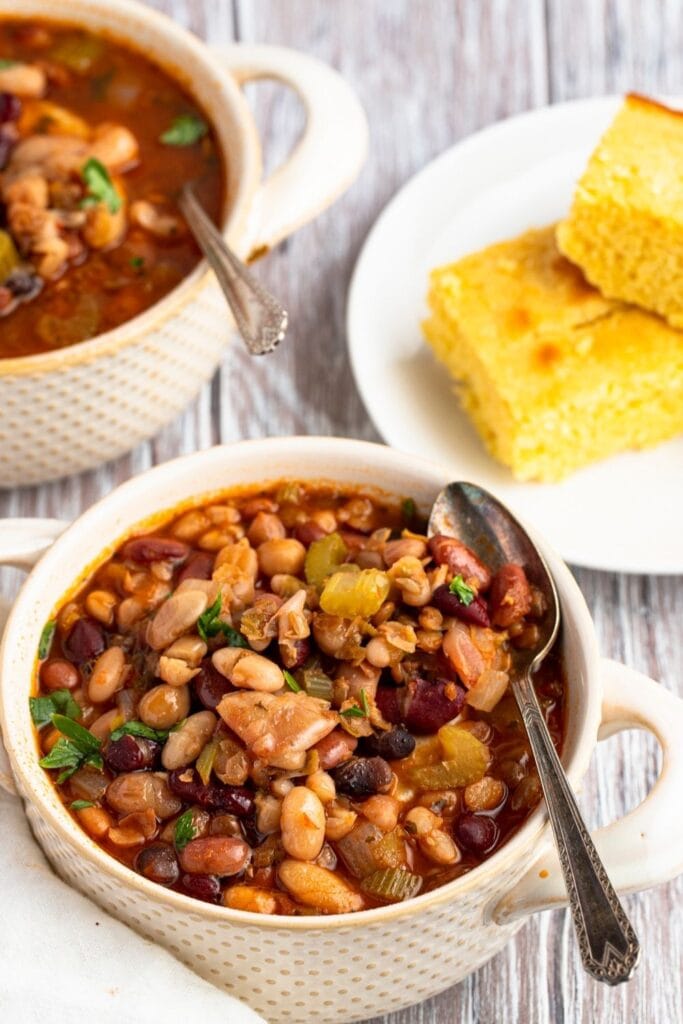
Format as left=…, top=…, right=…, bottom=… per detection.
left=348, top=96, right=683, bottom=574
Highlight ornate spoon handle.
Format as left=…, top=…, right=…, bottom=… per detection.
left=179, top=186, right=288, bottom=356
left=511, top=671, right=640, bottom=985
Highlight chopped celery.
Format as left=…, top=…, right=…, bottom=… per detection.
left=304, top=531, right=348, bottom=587
left=439, top=723, right=490, bottom=763
left=196, top=739, right=218, bottom=785
left=0, top=230, right=19, bottom=282
left=319, top=568, right=390, bottom=617
left=371, top=828, right=407, bottom=870
left=301, top=665, right=334, bottom=701
left=408, top=750, right=488, bottom=791
left=50, top=33, right=104, bottom=73
left=361, top=867, right=422, bottom=903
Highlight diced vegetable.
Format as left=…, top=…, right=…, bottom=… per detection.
left=160, top=113, right=208, bottom=146
left=300, top=665, right=334, bottom=702
left=196, top=739, right=218, bottom=786
left=320, top=568, right=390, bottom=617
left=50, top=32, right=105, bottom=73
left=304, top=531, right=347, bottom=587
left=371, top=827, right=407, bottom=870
left=336, top=819, right=384, bottom=878
left=407, top=728, right=489, bottom=791
left=361, top=867, right=423, bottom=903
left=466, top=669, right=509, bottom=712
left=0, top=230, right=20, bottom=283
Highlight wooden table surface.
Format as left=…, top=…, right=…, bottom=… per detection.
left=1, top=2, right=682, bottom=1022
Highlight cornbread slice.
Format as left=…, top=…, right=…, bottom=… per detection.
left=557, top=94, right=683, bottom=326
left=422, top=225, right=683, bottom=481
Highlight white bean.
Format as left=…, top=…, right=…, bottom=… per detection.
left=88, top=646, right=127, bottom=703
left=280, top=786, right=325, bottom=861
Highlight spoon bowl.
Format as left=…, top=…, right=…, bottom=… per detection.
left=428, top=481, right=640, bottom=985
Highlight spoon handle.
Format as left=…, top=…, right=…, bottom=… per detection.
left=511, top=671, right=640, bottom=985
left=179, top=186, right=287, bottom=356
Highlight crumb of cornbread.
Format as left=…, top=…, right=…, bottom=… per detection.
left=422, top=225, right=683, bottom=481
left=557, top=94, right=683, bottom=326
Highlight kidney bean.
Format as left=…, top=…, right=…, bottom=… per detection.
left=193, top=658, right=234, bottom=709
left=455, top=813, right=499, bottom=855
left=168, top=769, right=255, bottom=817
left=104, top=734, right=159, bottom=773
left=404, top=676, right=466, bottom=734
left=0, top=129, right=14, bottom=170
left=361, top=727, right=416, bottom=760
left=179, top=835, right=251, bottom=877
left=64, top=618, right=105, bottom=664
left=40, top=658, right=79, bottom=691
left=178, top=872, right=221, bottom=903
left=431, top=584, right=491, bottom=627
left=135, top=843, right=179, bottom=886
left=332, top=757, right=392, bottom=798
left=0, top=92, right=20, bottom=122
left=292, top=520, right=326, bottom=546
left=374, top=685, right=403, bottom=725
left=121, top=536, right=189, bottom=564
left=313, top=729, right=357, bottom=769
left=489, top=564, right=532, bottom=628
left=177, top=551, right=215, bottom=584
left=428, top=535, right=492, bottom=591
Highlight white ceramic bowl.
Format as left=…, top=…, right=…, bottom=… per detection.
left=1, top=438, right=682, bottom=1024
left=0, top=1, right=368, bottom=487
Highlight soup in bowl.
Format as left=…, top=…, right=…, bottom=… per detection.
left=0, top=0, right=367, bottom=486
left=1, top=438, right=682, bottom=1023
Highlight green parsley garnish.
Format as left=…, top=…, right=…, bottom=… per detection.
left=109, top=720, right=169, bottom=743
left=340, top=705, right=365, bottom=719
left=0, top=59, right=17, bottom=69
left=29, top=688, right=81, bottom=729
left=160, top=113, right=208, bottom=146
left=401, top=497, right=417, bottom=523
left=130, top=255, right=144, bottom=270
left=448, top=574, right=475, bottom=606
left=359, top=688, right=370, bottom=716
left=174, top=809, right=196, bottom=851
left=71, top=800, right=94, bottom=811
left=80, top=157, right=121, bottom=214
left=283, top=670, right=301, bottom=693
left=38, top=619, right=56, bottom=660
left=39, top=715, right=103, bottom=784
left=196, top=594, right=249, bottom=646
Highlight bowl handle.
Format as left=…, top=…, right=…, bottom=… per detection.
left=0, top=518, right=69, bottom=570
left=212, top=43, right=368, bottom=256
left=492, top=658, right=683, bottom=923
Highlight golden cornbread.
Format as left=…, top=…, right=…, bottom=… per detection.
left=422, top=226, right=683, bottom=481
left=557, top=94, right=683, bottom=326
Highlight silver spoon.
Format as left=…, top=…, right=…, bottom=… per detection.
left=428, top=481, right=640, bottom=985
left=179, top=185, right=287, bottom=355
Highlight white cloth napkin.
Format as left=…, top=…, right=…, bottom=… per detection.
left=0, top=600, right=265, bottom=1024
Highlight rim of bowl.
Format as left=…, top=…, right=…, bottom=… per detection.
left=1, top=437, right=601, bottom=929
left=0, top=0, right=260, bottom=378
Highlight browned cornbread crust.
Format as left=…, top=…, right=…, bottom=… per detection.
left=557, top=94, right=683, bottom=326
left=422, top=225, right=683, bottom=481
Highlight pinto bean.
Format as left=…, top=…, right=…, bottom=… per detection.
left=247, top=512, right=286, bottom=546
left=88, top=646, right=127, bottom=703
left=106, top=772, right=181, bottom=819
left=281, top=786, right=326, bottom=861
left=488, top=564, right=532, bottom=628
left=161, top=711, right=217, bottom=770
left=428, top=535, right=491, bottom=591
left=138, top=683, right=190, bottom=730
left=278, top=860, right=364, bottom=913
left=40, top=658, right=79, bottom=691
left=257, top=538, right=306, bottom=578
left=147, top=590, right=208, bottom=650
left=314, top=729, right=357, bottom=769
left=179, top=836, right=251, bottom=877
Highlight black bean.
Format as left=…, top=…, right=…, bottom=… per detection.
left=178, top=872, right=221, bottom=903
left=455, top=813, right=499, bottom=856
left=5, top=269, right=42, bottom=300
left=331, top=756, right=392, bottom=798
left=431, top=584, right=491, bottom=627
left=135, top=843, right=179, bottom=886
left=64, top=618, right=105, bottom=664
left=360, top=727, right=416, bottom=760
left=168, top=769, right=254, bottom=817
left=104, top=734, right=159, bottom=773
